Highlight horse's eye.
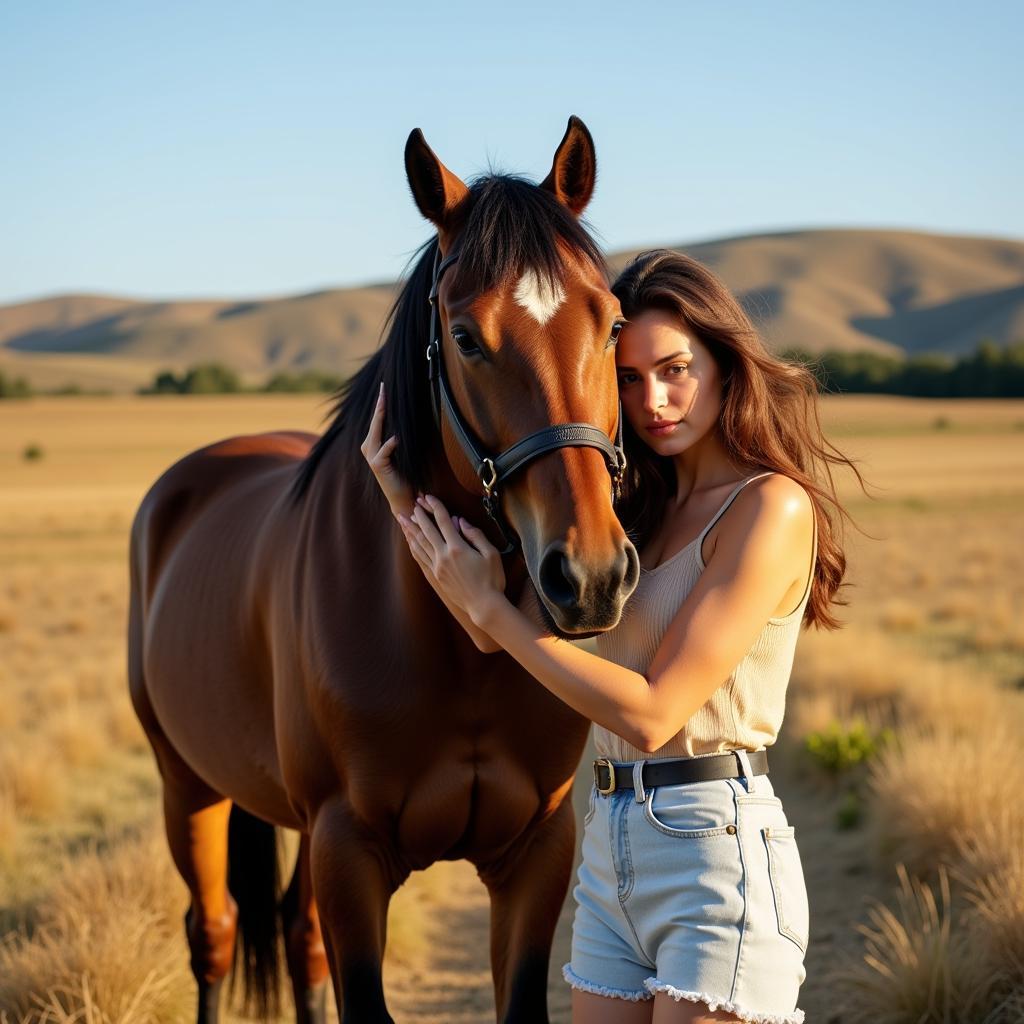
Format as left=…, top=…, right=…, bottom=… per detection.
left=451, top=328, right=481, bottom=356
left=607, top=321, right=624, bottom=347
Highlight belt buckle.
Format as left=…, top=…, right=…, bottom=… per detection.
left=593, top=758, right=616, bottom=795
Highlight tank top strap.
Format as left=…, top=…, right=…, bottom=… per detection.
left=695, top=471, right=777, bottom=551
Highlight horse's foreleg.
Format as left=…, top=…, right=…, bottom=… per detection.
left=478, top=797, right=577, bottom=1024
left=162, top=780, right=237, bottom=1024
left=282, top=833, right=330, bottom=1024
left=309, top=801, right=408, bottom=1024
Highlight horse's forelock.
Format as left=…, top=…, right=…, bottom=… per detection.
left=451, top=174, right=606, bottom=297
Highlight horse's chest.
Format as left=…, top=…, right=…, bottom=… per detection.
left=392, top=752, right=548, bottom=864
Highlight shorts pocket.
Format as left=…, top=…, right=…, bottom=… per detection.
left=761, top=825, right=809, bottom=953
left=583, top=784, right=597, bottom=826
left=642, top=783, right=738, bottom=839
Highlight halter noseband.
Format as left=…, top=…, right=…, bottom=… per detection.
left=426, top=245, right=627, bottom=555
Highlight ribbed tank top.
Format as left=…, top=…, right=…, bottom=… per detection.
left=594, top=471, right=817, bottom=762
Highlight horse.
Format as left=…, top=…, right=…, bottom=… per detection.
left=127, top=116, right=639, bottom=1024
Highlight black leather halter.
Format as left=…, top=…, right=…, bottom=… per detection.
left=426, top=247, right=627, bottom=555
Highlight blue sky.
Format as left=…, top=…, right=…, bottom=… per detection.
left=1, top=1, right=1020, bottom=304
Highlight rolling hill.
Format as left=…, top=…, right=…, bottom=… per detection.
left=2, top=228, right=1022, bottom=393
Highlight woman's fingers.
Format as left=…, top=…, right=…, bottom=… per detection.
left=419, top=494, right=462, bottom=547
left=410, top=504, right=445, bottom=559
left=454, top=516, right=496, bottom=557
left=456, top=516, right=506, bottom=589
left=399, top=517, right=434, bottom=572
left=360, top=382, right=386, bottom=456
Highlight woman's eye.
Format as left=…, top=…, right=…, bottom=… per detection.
left=451, top=329, right=480, bottom=356
left=667, top=363, right=689, bottom=375
left=617, top=372, right=638, bottom=387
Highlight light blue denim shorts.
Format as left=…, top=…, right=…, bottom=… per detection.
left=562, top=750, right=808, bottom=1024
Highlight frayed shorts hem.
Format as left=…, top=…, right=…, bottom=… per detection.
left=643, top=978, right=806, bottom=1024
left=561, top=963, right=652, bottom=1002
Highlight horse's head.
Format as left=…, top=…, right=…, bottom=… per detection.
left=404, top=117, right=640, bottom=636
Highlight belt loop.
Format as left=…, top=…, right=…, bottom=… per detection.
left=733, top=749, right=759, bottom=794
left=632, top=759, right=648, bottom=803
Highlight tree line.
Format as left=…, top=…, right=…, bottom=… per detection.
left=3, top=340, right=1023, bottom=399
left=0, top=365, right=345, bottom=398
left=781, top=340, right=1024, bottom=398
left=139, top=364, right=344, bottom=394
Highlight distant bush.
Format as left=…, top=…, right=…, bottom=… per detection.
left=262, top=370, right=344, bottom=393
left=0, top=372, right=33, bottom=399
left=781, top=339, right=1024, bottom=397
left=140, top=362, right=242, bottom=394
left=141, top=364, right=345, bottom=395
left=22, top=444, right=44, bottom=461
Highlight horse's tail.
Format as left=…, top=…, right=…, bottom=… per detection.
left=227, top=804, right=282, bottom=1020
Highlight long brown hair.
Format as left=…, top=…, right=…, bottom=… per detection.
left=611, top=249, right=868, bottom=630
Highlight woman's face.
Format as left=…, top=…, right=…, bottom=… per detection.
left=615, top=308, right=723, bottom=456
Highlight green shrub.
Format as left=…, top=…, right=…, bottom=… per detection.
left=0, top=372, right=33, bottom=399
left=262, top=370, right=344, bottom=393
left=803, top=718, right=895, bottom=775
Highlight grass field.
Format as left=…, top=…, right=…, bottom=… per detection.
left=1, top=394, right=1022, bottom=1023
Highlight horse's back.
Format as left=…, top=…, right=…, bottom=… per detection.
left=132, top=430, right=315, bottom=582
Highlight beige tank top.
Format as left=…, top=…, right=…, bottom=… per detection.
left=593, top=471, right=817, bottom=762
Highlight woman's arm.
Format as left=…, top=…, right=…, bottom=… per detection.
left=361, top=383, right=501, bottom=653
left=410, top=478, right=813, bottom=751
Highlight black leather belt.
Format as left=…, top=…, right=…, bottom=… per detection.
left=593, top=749, right=769, bottom=796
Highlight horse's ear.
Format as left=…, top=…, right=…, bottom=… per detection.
left=405, top=129, right=470, bottom=243
left=540, top=115, right=597, bottom=217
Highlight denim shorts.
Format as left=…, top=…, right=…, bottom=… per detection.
left=562, top=750, right=808, bottom=1024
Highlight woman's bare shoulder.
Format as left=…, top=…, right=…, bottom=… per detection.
left=705, top=472, right=814, bottom=564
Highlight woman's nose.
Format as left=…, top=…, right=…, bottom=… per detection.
left=642, top=378, right=666, bottom=413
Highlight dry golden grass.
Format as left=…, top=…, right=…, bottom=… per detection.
left=0, top=830, right=191, bottom=1024
left=830, top=865, right=1000, bottom=1024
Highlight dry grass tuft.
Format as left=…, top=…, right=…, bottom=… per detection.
left=952, top=818, right=1024, bottom=987
left=832, top=864, right=998, bottom=1024
left=866, top=718, right=1024, bottom=878
left=0, top=829, right=190, bottom=1024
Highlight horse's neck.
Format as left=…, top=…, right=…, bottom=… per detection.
left=308, top=435, right=533, bottom=603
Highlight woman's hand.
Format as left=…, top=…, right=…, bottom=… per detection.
left=360, top=381, right=413, bottom=516
left=398, top=495, right=508, bottom=627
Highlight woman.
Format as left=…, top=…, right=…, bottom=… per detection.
left=363, top=249, right=859, bottom=1024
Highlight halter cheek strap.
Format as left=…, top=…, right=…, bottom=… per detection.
left=426, top=245, right=626, bottom=555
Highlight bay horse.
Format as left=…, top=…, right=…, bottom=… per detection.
left=128, top=116, right=639, bottom=1024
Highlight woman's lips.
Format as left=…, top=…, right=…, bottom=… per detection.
left=645, top=420, right=681, bottom=436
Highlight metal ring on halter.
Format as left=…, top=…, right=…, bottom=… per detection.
left=479, top=458, right=498, bottom=496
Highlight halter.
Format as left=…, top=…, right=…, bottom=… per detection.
left=426, top=245, right=627, bottom=555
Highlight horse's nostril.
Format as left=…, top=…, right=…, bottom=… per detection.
left=621, top=541, right=640, bottom=593
left=539, top=545, right=582, bottom=611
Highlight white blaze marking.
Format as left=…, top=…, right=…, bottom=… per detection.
left=513, top=268, right=566, bottom=325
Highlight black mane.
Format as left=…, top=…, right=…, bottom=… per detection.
left=289, top=173, right=607, bottom=503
